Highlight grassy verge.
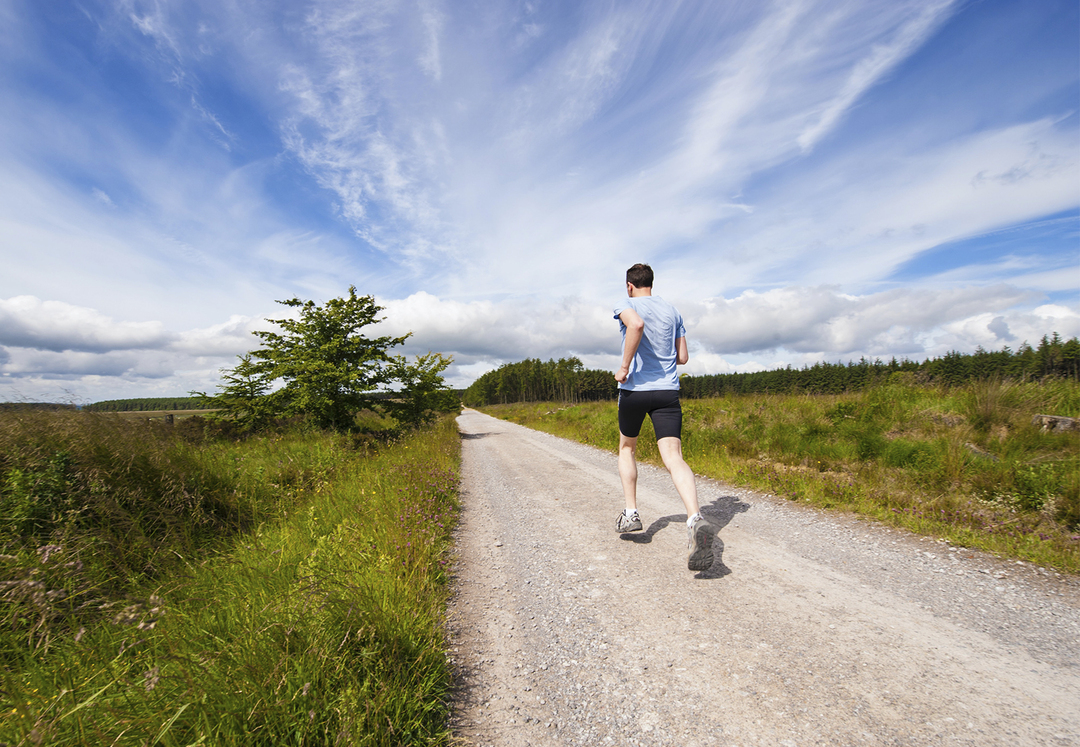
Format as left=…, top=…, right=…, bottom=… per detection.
left=1, top=410, right=460, bottom=745
left=480, top=378, right=1080, bottom=572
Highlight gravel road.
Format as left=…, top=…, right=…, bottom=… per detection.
left=446, top=409, right=1080, bottom=746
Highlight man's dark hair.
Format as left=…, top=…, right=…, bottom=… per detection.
left=626, top=263, right=653, bottom=288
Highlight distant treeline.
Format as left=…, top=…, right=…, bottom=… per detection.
left=463, top=334, right=1080, bottom=406
left=86, top=397, right=212, bottom=412
left=462, top=358, right=618, bottom=407
left=685, top=334, right=1079, bottom=397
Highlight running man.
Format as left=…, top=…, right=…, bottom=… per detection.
left=613, top=263, right=714, bottom=571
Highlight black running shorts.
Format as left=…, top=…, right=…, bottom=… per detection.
left=617, top=389, right=682, bottom=440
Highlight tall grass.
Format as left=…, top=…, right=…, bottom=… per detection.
left=483, top=379, right=1080, bottom=571
left=1, top=411, right=460, bottom=745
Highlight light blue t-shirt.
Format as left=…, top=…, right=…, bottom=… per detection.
left=613, top=296, right=686, bottom=391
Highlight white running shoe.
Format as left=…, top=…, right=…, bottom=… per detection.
left=616, top=510, right=643, bottom=533
left=687, top=514, right=714, bottom=571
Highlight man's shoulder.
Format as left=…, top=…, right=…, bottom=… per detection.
left=637, top=296, right=679, bottom=314
left=615, top=295, right=681, bottom=317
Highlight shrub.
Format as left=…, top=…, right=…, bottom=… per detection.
left=962, top=377, right=1017, bottom=432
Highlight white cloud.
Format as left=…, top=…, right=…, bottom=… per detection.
left=0, top=296, right=174, bottom=353
left=91, top=188, right=115, bottom=206
left=0, top=298, right=268, bottom=400
left=417, top=0, right=443, bottom=81
left=683, top=285, right=1041, bottom=355
left=1, top=349, right=164, bottom=378
left=128, top=5, right=183, bottom=60
left=1, top=284, right=1075, bottom=404
left=796, top=0, right=957, bottom=151
left=378, top=291, right=615, bottom=360
left=171, top=315, right=265, bottom=356
left=378, top=285, right=1078, bottom=387
left=663, top=116, right=1079, bottom=297
left=419, top=0, right=1012, bottom=302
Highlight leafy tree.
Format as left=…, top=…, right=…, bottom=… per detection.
left=198, top=353, right=274, bottom=431
left=200, top=288, right=458, bottom=431
left=381, top=352, right=458, bottom=429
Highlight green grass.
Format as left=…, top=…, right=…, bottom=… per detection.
left=480, top=379, right=1080, bottom=572
left=1, top=410, right=460, bottom=745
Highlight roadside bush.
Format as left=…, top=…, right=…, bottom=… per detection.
left=962, top=377, right=1019, bottom=433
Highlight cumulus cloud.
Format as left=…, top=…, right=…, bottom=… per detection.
left=0, top=296, right=174, bottom=353
left=171, top=315, right=266, bottom=356
left=2, top=349, right=156, bottom=378
left=379, top=285, right=1079, bottom=386
left=0, top=297, right=269, bottom=399
left=683, top=285, right=1038, bottom=355
left=2, top=285, right=1076, bottom=403
left=378, top=291, right=615, bottom=361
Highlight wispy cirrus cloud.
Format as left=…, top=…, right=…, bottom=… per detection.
left=675, top=117, right=1079, bottom=297
left=795, top=0, right=958, bottom=151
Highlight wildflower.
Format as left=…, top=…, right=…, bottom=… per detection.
left=113, top=605, right=143, bottom=626
left=37, top=545, right=63, bottom=564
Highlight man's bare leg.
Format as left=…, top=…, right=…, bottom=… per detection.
left=618, top=433, right=639, bottom=511
left=659, top=436, right=713, bottom=570
left=657, top=436, right=700, bottom=518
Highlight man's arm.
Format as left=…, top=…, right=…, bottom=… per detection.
left=676, top=336, right=689, bottom=365
left=615, top=308, right=644, bottom=383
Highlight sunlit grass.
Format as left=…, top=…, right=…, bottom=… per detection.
left=479, top=379, right=1079, bottom=572
left=1, top=411, right=460, bottom=745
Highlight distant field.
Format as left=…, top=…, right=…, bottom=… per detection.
left=110, top=408, right=218, bottom=419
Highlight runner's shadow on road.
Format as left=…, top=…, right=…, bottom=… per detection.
left=619, top=495, right=750, bottom=579
left=460, top=432, right=493, bottom=440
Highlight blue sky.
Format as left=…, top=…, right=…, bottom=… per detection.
left=0, top=0, right=1077, bottom=402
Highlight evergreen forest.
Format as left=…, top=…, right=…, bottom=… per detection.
left=462, top=334, right=1080, bottom=406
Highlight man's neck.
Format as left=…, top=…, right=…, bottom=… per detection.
left=629, top=286, right=653, bottom=298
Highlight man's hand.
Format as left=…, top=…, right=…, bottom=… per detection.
left=615, top=365, right=630, bottom=383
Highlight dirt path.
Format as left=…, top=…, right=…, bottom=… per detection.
left=446, top=409, right=1080, bottom=746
